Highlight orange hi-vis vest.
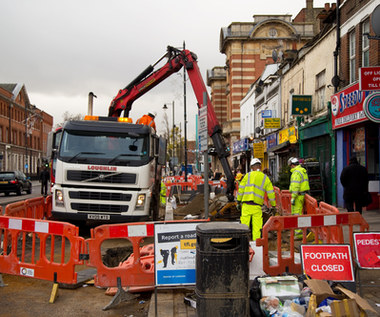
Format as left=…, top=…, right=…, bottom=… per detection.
left=136, top=115, right=156, bottom=131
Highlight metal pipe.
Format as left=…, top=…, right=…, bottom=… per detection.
left=88, top=92, right=97, bottom=116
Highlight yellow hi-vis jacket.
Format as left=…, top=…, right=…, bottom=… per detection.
left=289, top=165, right=310, bottom=200
left=160, top=181, right=166, bottom=205
left=237, top=170, right=276, bottom=207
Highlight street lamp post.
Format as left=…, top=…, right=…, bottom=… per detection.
left=163, top=101, right=175, bottom=174
left=183, top=41, right=188, bottom=181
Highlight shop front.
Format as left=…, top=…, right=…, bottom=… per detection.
left=298, top=116, right=333, bottom=204
left=232, top=138, right=251, bottom=174
left=331, top=83, right=380, bottom=209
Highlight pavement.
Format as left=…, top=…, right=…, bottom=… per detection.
left=147, top=207, right=380, bottom=317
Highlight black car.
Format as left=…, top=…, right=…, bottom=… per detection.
left=0, top=171, right=32, bottom=196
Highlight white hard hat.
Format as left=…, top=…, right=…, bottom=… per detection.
left=288, top=157, right=299, bottom=166
left=250, top=158, right=262, bottom=166
left=149, top=111, right=157, bottom=117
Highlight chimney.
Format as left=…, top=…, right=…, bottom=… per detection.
left=306, top=0, right=314, bottom=22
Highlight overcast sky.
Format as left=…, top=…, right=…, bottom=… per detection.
left=1, top=0, right=331, bottom=139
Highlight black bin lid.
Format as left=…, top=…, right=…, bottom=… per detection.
left=196, top=222, right=249, bottom=235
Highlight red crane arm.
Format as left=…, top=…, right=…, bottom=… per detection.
left=108, top=46, right=234, bottom=201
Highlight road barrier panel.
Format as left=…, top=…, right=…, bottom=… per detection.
left=0, top=215, right=85, bottom=285
left=256, top=212, right=369, bottom=276
left=86, top=222, right=155, bottom=288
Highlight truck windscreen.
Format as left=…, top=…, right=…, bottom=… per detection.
left=58, top=130, right=149, bottom=166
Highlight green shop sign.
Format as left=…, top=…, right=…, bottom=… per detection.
left=292, top=95, right=312, bottom=115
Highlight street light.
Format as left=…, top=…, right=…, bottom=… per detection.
left=163, top=101, right=175, bottom=173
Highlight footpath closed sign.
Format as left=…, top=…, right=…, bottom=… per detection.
left=353, top=232, right=380, bottom=269
left=300, top=244, right=354, bottom=282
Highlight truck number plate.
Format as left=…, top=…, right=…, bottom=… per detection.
left=87, top=214, right=110, bottom=220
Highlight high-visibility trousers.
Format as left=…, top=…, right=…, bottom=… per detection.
left=160, top=195, right=166, bottom=206
left=291, top=195, right=305, bottom=237
left=240, top=203, right=262, bottom=241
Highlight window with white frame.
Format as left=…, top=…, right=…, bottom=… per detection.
left=349, top=30, right=356, bottom=83
left=315, top=70, right=326, bottom=112
left=362, top=20, right=369, bottom=67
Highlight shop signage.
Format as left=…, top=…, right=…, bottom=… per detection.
left=359, top=66, right=380, bottom=91
left=300, top=244, right=354, bottom=282
left=198, top=106, right=208, bottom=152
left=266, top=134, right=277, bottom=149
left=330, top=82, right=373, bottom=129
left=261, top=110, right=272, bottom=118
left=253, top=142, right=264, bottom=158
left=363, top=92, right=380, bottom=123
left=264, top=118, right=281, bottom=129
left=278, top=126, right=297, bottom=144
left=291, top=95, right=312, bottom=115
left=233, top=138, right=249, bottom=154
left=353, top=232, right=380, bottom=269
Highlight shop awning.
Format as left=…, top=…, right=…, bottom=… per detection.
left=268, top=141, right=291, bottom=153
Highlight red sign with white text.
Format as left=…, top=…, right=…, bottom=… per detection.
left=301, top=244, right=354, bottom=281
left=330, top=82, right=373, bottom=130
left=353, top=232, right=380, bottom=269
left=360, top=66, right=380, bottom=91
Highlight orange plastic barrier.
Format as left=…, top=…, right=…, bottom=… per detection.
left=273, top=187, right=282, bottom=213
left=256, top=212, right=369, bottom=276
left=0, top=215, right=85, bottom=284
left=86, top=222, right=155, bottom=288
left=317, top=201, right=344, bottom=243
left=280, top=190, right=292, bottom=215
left=303, top=194, right=319, bottom=215
left=5, top=196, right=51, bottom=220
left=44, top=195, right=53, bottom=219
left=4, top=201, right=27, bottom=218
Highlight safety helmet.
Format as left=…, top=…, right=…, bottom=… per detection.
left=250, top=158, right=262, bottom=166
left=148, top=111, right=157, bottom=118
left=235, top=173, right=243, bottom=181
left=288, top=157, right=299, bottom=166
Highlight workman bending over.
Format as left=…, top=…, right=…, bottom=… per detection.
left=136, top=111, right=156, bottom=131
left=237, top=158, right=276, bottom=241
left=288, top=157, right=310, bottom=239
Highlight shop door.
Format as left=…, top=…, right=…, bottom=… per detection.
left=303, top=135, right=332, bottom=204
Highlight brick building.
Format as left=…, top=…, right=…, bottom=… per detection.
left=208, top=0, right=325, bottom=171
left=0, top=84, right=53, bottom=178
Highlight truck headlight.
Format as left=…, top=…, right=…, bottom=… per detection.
left=136, top=194, right=145, bottom=208
left=55, top=190, right=65, bottom=207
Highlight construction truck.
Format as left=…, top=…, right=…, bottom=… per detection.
left=48, top=46, right=235, bottom=223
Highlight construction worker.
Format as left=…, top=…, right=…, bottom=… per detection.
left=160, top=178, right=166, bottom=206
left=234, top=172, right=244, bottom=196
left=288, top=157, right=310, bottom=239
left=136, top=111, right=157, bottom=131
left=237, top=158, right=276, bottom=241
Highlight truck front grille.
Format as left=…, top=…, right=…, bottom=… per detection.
left=71, top=203, right=129, bottom=213
left=67, top=170, right=136, bottom=184
left=69, top=191, right=132, bottom=201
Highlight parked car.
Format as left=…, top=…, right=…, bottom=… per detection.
left=0, top=171, right=32, bottom=196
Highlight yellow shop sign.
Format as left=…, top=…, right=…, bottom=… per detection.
left=279, top=127, right=297, bottom=144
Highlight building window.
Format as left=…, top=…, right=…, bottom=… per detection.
left=362, top=20, right=369, bottom=67
left=349, top=31, right=356, bottom=83
left=315, top=70, right=326, bottom=112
